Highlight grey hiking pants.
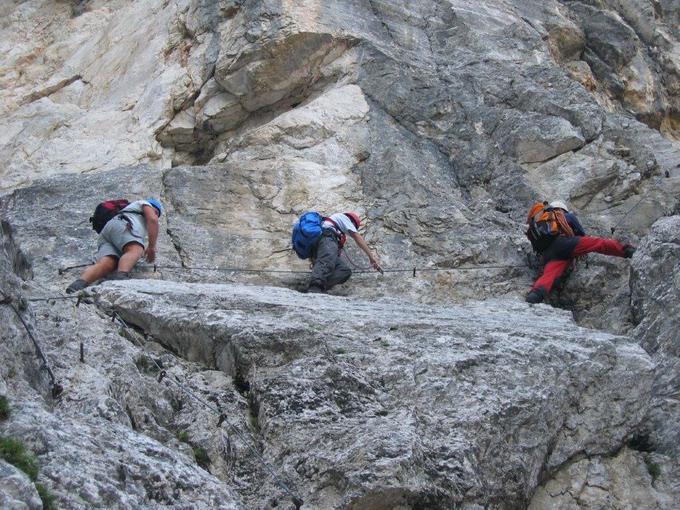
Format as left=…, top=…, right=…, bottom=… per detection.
left=309, top=232, right=351, bottom=290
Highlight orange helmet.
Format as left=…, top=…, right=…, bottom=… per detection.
left=344, top=211, right=361, bottom=229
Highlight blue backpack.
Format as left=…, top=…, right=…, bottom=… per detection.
left=291, top=211, right=324, bottom=259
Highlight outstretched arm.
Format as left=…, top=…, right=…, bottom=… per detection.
left=143, top=205, right=159, bottom=262
left=349, top=231, right=382, bottom=272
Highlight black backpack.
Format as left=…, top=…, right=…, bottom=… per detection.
left=89, top=199, right=130, bottom=233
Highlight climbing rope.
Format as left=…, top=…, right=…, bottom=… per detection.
left=109, top=310, right=304, bottom=509
left=58, top=261, right=529, bottom=277
left=352, top=264, right=527, bottom=275
left=0, top=290, right=63, bottom=398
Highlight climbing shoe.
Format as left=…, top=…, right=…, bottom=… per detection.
left=525, top=288, right=546, bottom=304
left=623, top=245, right=636, bottom=258
left=65, top=279, right=88, bottom=294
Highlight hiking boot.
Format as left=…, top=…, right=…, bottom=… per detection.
left=623, top=245, right=636, bottom=259
left=107, top=271, right=132, bottom=280
left=66, top=279, right=88, bottom=294
left=526, top=288, right=546, bottom=304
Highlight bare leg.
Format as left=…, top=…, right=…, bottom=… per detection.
left=117, top=242, right=145, bottom=272
left=80, top=256, right=118, bottom=284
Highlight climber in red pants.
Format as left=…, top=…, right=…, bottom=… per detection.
left=525, top=201, right=636, bottom=304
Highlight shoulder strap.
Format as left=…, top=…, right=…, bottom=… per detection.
left=323, top=216, right=339, bottom=229
left=554, top=210, right=575, bottom=237
left=321, top=217, right=347, bottom=247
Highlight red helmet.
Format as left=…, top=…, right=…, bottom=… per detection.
left=344, top=211, right=361, bottom=229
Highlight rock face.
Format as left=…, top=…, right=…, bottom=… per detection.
left=0, top=460, right=42, bottom=510
left=3, top=272, right=656, bottom=509
left=2, top=0, right=680, bottom=508
left=630, top=216, right=680, bottom=454
left=528, top=448, right=678, bottom=510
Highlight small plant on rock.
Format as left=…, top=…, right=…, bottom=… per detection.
left=193, top=446, right=210, bottom=470
left=176, top=431, right=189, bottom=443
left=36, top=483, right=56, bottom=510
left=0, top=436, right=39, bottom=480
left=134, top=354, right=160, bottom=374
left=645, top=457, right=661, bottom=482
left=170, top=396, right=184, bottom=413
left=0, top=396, right=10, bottom=420
left=248, top=411, right=259, bottom=431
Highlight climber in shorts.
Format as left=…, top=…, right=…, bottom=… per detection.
left=66, top=198, right=162, bottom=293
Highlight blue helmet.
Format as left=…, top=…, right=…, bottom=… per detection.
left=146, top=198, right=163, bottom=217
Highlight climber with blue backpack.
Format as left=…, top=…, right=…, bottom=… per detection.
left=525, top=200, right=636, bottom=304
left=292, top=211, right=382, bottom=293
left=66, top=198, right=163, bottom=293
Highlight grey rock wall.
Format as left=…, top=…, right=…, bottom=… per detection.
left=2, top=0, right=680, bottom=508
left=630, top=216, right=680, bottom=453
left=0, top=460, right=42, bottom=510
left=74, top=280, right=657, bottom=508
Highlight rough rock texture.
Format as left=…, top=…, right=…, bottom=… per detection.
left=0, top=226, right=243, bottom=508
left=628, top=216, right=680, bottom=497
left=0, top=460, right=42, bottom=510
left=97, top=280, right=653, bottom=508
left=528, top=448, right=677, bottom=510
left=2, top=0, right=680, bottom=508
left=630, top=216, right=680, bottom=449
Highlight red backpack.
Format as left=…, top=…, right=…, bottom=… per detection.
left=89, top=199, right=130, bottom=233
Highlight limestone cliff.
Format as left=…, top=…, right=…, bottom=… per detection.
left=1, top=1, right=679, bottom=508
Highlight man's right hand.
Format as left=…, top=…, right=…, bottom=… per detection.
left=145, top=246, right=156, bottom=263
left=370, top=256, right=383, bottom=274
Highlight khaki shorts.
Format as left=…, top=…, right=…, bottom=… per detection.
left=96, top=217, right=145, bottom=260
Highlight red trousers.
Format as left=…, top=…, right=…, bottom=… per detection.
left=532, top=236, right=627, bottom=293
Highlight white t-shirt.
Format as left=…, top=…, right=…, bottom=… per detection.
left=119, top=200, right=155, bottom=242
left=322, top=213, right=358, bottom=235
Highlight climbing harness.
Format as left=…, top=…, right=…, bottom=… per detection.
left=110, top=310, right=304, bottom=509
left=0, top=290, right=63, bottom=398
